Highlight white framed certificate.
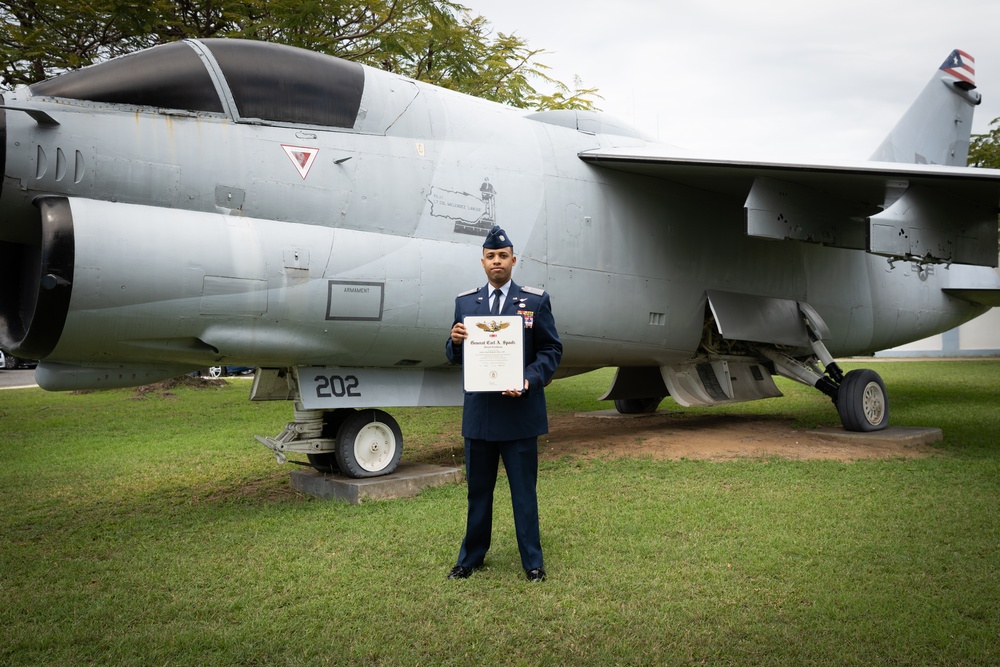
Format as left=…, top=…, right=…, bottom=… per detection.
left=462, top=315, right=524, bottom=392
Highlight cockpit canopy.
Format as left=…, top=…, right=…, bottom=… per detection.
left=29, top=39, right=365, bottom=129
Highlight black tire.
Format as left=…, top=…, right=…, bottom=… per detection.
left=614, top=397, right=664, bottom=414
left=837, top=369, right=889, bottom=432
left=306, top=408, right=355, bottom=472
left=334, top=409, right=403, bottom=478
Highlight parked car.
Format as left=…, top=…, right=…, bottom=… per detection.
left=202, top=366, right=255, bottom=378
left=0, top=350, right=37, bottom=370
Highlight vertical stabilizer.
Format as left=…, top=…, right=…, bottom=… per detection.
left=870, top=50, right=982, bottom=166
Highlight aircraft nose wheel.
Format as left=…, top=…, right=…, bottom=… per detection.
left=334, top=409, right=403, bottom=478
left=836, top=369, right=889, bottom=432
left=305, top=408, right=356, bottom=473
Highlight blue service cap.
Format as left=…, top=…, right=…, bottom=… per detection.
left=483, top=225, right=513, bottom=250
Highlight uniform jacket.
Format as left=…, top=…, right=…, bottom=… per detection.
left=446, top=281, right=563, bottom=441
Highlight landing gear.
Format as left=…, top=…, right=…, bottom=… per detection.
left=763, top=348, right=889, bottom=432
left=334, top=409, right=403, bottom=478
left=760, top=312, right=890, bottom=432
left=836, top=369, right=889, bottom=431
left=305, top=408, right=355, bottom=472
left=255, top=404, right=404, bottom=477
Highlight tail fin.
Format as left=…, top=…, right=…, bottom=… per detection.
left=869, top=50, right=982, bottom=166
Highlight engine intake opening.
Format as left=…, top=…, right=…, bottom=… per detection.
left=0, top=197, right=74, bottom=358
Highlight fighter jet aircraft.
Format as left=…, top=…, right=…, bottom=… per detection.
left=1, top=40, right=998, bottom=477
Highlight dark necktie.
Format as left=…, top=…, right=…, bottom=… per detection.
left=491, top=288, right=502, bottom=315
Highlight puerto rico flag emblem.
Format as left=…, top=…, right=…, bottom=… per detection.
left=940, top=50, right=975, bottom=87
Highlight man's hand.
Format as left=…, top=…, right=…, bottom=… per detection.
left=450, top=321, right=468, bottom=345
left=502, top=379, right=530, bottom=398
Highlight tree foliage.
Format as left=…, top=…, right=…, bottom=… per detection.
left=968, top=117, right=1000, bottom=168
left=967, top=117, right=1000, bottom=251
left=0, top=0, right=599, bottom=110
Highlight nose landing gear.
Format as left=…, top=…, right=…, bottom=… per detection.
left=255, top=405, right=404, bottom=477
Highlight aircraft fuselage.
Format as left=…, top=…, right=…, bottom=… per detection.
left=0, top=39, right=993, bottom=394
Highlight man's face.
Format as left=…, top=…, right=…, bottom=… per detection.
left=482, top=246, right=516, bottom=288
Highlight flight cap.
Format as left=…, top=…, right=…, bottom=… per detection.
left=483, top=225, right=513, bottom=250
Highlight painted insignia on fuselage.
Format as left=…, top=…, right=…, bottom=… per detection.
left=428, top=178, right=497, bottom=237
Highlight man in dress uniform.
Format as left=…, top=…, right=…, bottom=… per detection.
left=445, top=225, right=563, bottom=582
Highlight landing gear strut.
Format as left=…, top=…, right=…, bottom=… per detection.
left=761, top=319, right=889, bottom=432
left=255, top=404, right=404, bottom=477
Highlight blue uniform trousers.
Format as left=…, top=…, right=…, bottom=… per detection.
left=456, top=436, right=543, bottom=571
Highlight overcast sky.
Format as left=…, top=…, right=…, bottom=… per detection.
left=462, top=0, right=1000, bottom=162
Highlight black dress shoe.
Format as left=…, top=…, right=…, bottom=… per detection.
left=525, top=567, right=546, bottom=582
left=447, top=565, right=478, bottom=580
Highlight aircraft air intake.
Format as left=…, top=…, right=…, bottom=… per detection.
left=0, top=197, right=74, bottom=360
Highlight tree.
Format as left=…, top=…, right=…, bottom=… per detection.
left=968, top=117, right=1000, bottom=251
left=968, top=117, right=1000, bottom=168
left=0, top=0, right=599, bottom=111
left=0, top=0, right=162, bottom=85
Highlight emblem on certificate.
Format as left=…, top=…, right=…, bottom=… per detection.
left=462, top=315, right=524, bottom=392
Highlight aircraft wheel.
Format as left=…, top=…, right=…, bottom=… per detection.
left=306, top=408, right=355, bottom=473
left=837, top=369, right=889, bottom=432
left=334, top=409, right=403, bottom=478
left=614, top=397, right=663, bottom=414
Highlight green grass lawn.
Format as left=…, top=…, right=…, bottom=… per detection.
left=1, top=361, right=999, bottom=666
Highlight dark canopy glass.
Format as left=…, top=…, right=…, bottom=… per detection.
left=30, top=41, right=224, bottom=113
left=203, top=39, right=364, bottom=128
left=29, top=39, right=366, bottom=129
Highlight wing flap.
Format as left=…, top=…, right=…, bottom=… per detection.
left=746, top=175, right=869, bottom=250
left=869, top=184, right=998, bottom=266
left=579, top=148, right=1000, bottom=267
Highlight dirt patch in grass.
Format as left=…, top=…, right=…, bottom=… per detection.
left=537, top=411, right=938, bottom=463
left=67, top=374, right=228, bottom=398
left=410, top=410, right=938, bottom=467
left=130, top=375, right=228, bottom=399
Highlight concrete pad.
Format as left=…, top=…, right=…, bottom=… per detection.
left=576, top=409, right=943, bottom=442
left=290, top=462, right=464, bottom=504
left=807, top=425, right=943, bottom=446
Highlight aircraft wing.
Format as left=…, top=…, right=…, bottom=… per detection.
left=578, top=146, right=1000, bottom=268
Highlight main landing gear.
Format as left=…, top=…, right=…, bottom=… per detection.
left=255, top=404, right=403, bottom=477
left=760, top=325, right=889, bottom=432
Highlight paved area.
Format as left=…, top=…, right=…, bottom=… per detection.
left=0, top=370, right=37, bottom=389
